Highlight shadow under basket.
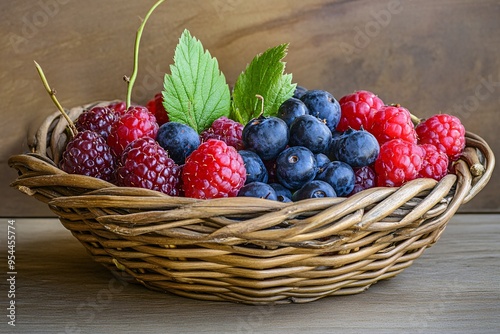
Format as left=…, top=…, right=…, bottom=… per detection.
left=9, top=102, right=495, bottom=305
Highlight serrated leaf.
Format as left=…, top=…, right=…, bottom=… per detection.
left=231, top=43, right=296, bottom=124
left=163, top=29, right=231, bottom=133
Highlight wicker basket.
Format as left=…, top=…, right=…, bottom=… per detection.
left=9, top=101, right=495, bottom=304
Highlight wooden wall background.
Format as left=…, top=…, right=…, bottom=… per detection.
left=1, top=0, right=498, bottom=216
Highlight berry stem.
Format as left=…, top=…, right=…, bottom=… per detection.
left=126, top=0, right=165, bottom=109
left=255, top=94, right=265, bottom=117
left=410, top=113, right=421, bottom=125
left=34, top=61, right=78, bottom=138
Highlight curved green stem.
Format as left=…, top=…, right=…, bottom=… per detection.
left=34, top=61, right=78, bottom=138
left=126, top=0, right=166, bottom=108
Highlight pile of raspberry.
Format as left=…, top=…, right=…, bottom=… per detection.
left=339, top=90, right=465, bottom=188
left=60, top=88, right=466, bottom=201
left=60, top=95, right=247, bottom=199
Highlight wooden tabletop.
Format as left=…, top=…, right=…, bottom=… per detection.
left=1, top=214, right=499, bottom=333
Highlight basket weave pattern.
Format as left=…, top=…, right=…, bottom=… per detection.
left=9, top=102, right=495, bottom=304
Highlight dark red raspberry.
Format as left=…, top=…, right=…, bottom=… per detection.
left=200, top=116, right=244, bottom=150
left=374, top=139, right=425, bottom=187
left=146, top=93, right=170, bottom=126
left=107, top=106, right=159, bottom=157
left=182, top=139, right=247, bottom=199
left=106, top=101, right=128, bottom=116
left=75, top=106, right=118, bottom=139
left=116, top=137, right=181, bottom=196
left=349, top=166, right=376, bottom=195
left=338, top=90, right=384, bottom=131
left=370, top=105, right=417, bottom=145
left=416, top=114, right=465, bottom=161
left=418, top=144, right=449, bottom=181
left=59, top=130, right=115, bottom=182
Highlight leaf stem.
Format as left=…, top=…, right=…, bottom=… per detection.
left=126, top=0, right=166, bottom=108
left=34, top=61, right=78, bottom=138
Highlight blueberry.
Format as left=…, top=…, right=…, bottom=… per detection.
left=289, top=114, right=332, bottom=154
left=237, top=182, right=278, bottom=200
left=242, top=116, right=289, bottom=161
left=293, top=85, right=308, bottom=99
left=328, top=131, right=346, bottom=161
left=292, top=180, right=336, bottom=201
left=156, top=122, right=200, bottom=164
left=278, top=196, right=292, bottom=203
left=239, top=150, right=268, bottom=184
left=269, top=182, right=293, bottom=202
left=315, top=161, right=355, bottom=197
left=332, top=128, right=380, bottom=167
left=314, top=153, right=330, bottom=174
left=300, top=90, right=341, bottom=132
left=277, top=98, right=309, bottom=127
left=276, top=146, right=317, bottom=190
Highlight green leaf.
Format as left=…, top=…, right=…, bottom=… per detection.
left=231, top=43, right=296, bottom=125
left=163, top=29, right=231, bottom=133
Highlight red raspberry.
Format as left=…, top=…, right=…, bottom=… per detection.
left=349, top=166, right=376, bottom=195
left=182, top=139, right=246, bottom=199
left=200, top=116, right=244, bottom=150
left=416, top=114, right=465, bottom=161
left=338, top=90, right=384, bottom=131
left=116, top=137, right=181, bottom=196
left=418, top=144, right=449, bottom=181
left=107, top=106, right=159, bottom=157
left=146, top=93, right=170, bottom=126
left=59, top=130, right=115, bottom=182
left=106, top=101, right=128, bottom=116
left=370, top=105, right=417, bottom=145
left=374, top=139, right=425, bottom=187
left=75, top=106, right=118, bottom=139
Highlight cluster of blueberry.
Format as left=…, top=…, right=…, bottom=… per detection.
left=238, top=89, right=379, bottom=202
